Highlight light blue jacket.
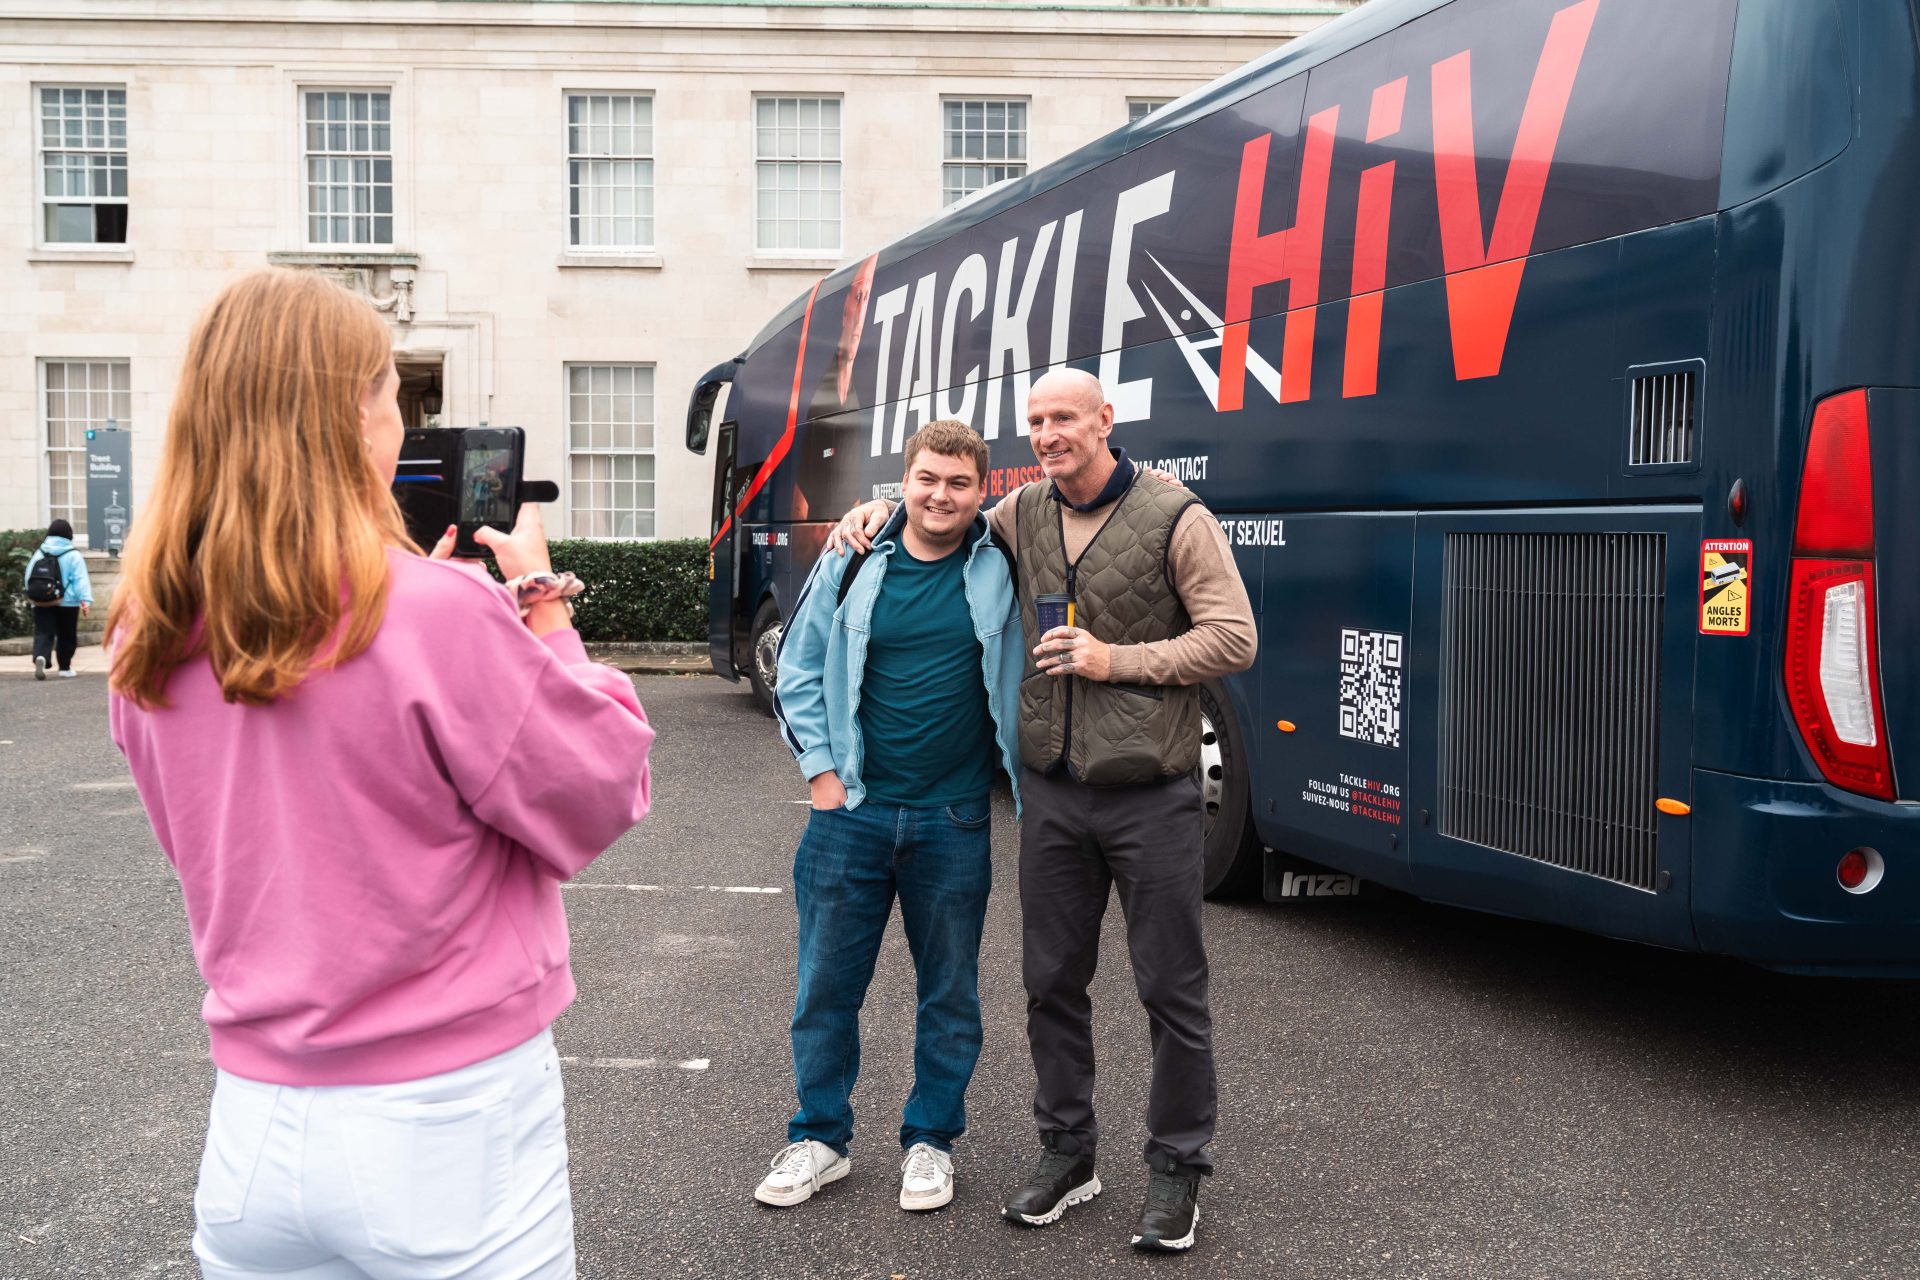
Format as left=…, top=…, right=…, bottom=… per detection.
left=774, top=508, right=1023, bottom=813
left=23, top=537, right=92, bottom=607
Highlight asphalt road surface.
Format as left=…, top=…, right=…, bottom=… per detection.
left=2, top=670, right=1917, bottom=1280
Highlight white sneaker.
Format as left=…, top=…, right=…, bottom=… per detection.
left=754, top=1140, right=849, bottom=1207
left=58, top=670, right=77, bottom=679
left=899, top=1142, right=954, bottom=1211
left=33, top=656, right=45, bottom=681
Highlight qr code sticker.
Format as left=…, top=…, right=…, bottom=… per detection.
left=1338, top=629, right=1403, bottom=748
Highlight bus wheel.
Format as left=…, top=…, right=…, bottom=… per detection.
left=1199, top=681, right=1262, bottom=900
left=748, top=599, right=782, bottom=715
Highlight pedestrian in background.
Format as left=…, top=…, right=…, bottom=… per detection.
left=107, top=268, right=655, bottom=1280
left=23, top=517, right=92, bottom=679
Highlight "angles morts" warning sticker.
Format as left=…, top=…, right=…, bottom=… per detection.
left=1700, top=538, right=1753, bottom=636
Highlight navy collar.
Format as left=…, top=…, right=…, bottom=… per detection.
left=1050, top=447, right=1134, bottom=513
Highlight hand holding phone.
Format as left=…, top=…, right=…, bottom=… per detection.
left=475, top=502, right=554, bottom=581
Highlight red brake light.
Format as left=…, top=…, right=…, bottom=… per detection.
left=1793, top=389, right=1875, bottom=556
left=1783, top=390, right=1893, bottom=802
left=1783, top=560, right=1893, bottom=800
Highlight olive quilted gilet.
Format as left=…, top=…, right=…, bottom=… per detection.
left=1015, top=471, right=1201, bottom=784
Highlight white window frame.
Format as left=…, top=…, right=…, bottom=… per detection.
left=299, top=85, right=395, bottom=249
left=565, top=363, right=658, bottom=540
left=39, top=358, right=131, bottom=546
left=564, top=92, right=656, bottom=253
left=752, top=95, right=843, bottom=256
left=35, top=83, right=129, bottom=250
left=941, top=97, right=1028, bottom=207
left=1128, top=98, right=1172, bottom=125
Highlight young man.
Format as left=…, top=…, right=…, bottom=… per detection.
left=831, top=370, right=1257, bottom=1251
left=760, top=419, right=1023, bottom=1213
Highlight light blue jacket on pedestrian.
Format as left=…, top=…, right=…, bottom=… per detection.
left=774, top=506, right=1023, bottom=814
left=23, top=536, right=92, bottom=607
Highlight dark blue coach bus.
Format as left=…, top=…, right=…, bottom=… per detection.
left=686, top=0, right=1920, bottom=976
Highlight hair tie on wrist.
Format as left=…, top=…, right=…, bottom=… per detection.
left=503, top=571, right=584, bottom=617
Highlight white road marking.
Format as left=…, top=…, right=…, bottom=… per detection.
left=69, top=780, right=137, bottom=791
left=559, top=1056, right=710, bottom=1071
left=0, top=848, right=47, bottom=865
left=562, top=883, right=783, bottom=894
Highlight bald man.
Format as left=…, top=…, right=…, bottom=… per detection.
left=832, top=369, right=1256, bottom=1251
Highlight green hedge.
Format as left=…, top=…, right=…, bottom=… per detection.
left=0, top=531, right=708, bottom=644
left=541, top=538, right=708, bottom=643
left=1, top=529, right=48, bottom=639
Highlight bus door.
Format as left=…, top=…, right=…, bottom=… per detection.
left=707, top=421, right=741, bottom=680
left=1252, top=513, right=1418, bottom=892
left=1405, top=508, right=1700, bottom=950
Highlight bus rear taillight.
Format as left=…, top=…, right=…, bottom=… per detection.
left=1784, top=391, right=1895, bottom=801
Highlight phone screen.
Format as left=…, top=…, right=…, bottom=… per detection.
left=459, top=447, right=517, bottom=525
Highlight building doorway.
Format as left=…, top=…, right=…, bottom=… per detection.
left=395, top=356, right=445, bottom=428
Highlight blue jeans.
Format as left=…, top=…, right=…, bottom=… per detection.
left=788, top=794, right=993, bottom=1156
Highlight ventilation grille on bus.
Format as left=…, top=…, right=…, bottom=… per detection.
left=1438, top=532, right=1666, bottom=892
left=1627, top=368, right=1697, bottom=467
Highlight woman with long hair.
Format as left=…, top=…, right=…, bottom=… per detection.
left=108, top=269, right=654, bottom=1278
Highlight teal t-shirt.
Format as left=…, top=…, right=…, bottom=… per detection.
left=857, top=540, right=996, bottom=807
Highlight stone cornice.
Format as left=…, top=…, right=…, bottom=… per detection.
left=0, top=0, right=1351, bottom=38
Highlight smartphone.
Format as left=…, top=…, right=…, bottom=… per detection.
left=454, top=427, right=524, bottom=556
left=391, top=427, right=525, bottom=558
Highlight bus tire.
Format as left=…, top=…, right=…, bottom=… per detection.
left=747, top=598, right=782, bottom=716
left=1199, top=681, right=1263, bottom=900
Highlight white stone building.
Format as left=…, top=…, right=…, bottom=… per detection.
left=2, top=0, right=1357, bottom=546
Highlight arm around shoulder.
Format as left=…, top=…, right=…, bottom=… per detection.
left=985, top=487, right=1022, bottom=555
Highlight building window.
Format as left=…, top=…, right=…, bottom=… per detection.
left=303, top=89, right=393, bottom=246
left=38, top=86, right=128, bottom=245
left=1128, top=98, right=1171, bottom=124
left=567, top=94, right=654, bottom=249
left=754, top=96, right=841, bottom=253
left=942, top=99, right=1027, bottom=206
left=42, top=360, right=130, bottom=541
left=567, top=364, right=655, bottom=538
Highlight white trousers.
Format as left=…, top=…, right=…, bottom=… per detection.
left=192, top=1028, right=575, bottom=1280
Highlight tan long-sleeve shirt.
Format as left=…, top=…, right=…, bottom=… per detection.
left=986, top=478, right=1258, bottom=687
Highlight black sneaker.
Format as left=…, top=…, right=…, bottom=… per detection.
left=1130, top=1168, right=1200, bottom=1252
left=1002, top=1148, right=1101, bottom=1227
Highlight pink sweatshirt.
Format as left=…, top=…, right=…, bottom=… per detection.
left=109, top=550, right=654, bottom=1086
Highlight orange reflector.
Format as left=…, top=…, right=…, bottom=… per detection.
left=1655, top=798, right=1691, bottom=816
left=1276, top=720, right=1297, bottom=733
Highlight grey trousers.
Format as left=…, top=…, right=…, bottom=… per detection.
left=1018, top=765, right=1216, bottom=1173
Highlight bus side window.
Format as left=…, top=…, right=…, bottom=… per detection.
left=1719, top=0, right=1851, bottom=208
